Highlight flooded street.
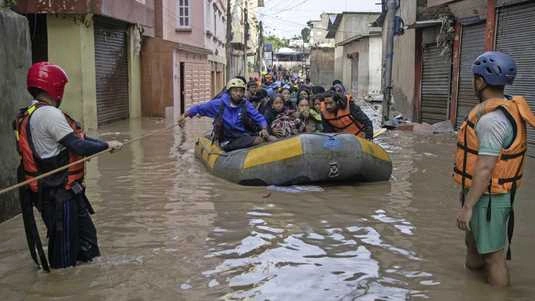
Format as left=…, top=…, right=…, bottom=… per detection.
left=1, top=118, right=535, bottom=301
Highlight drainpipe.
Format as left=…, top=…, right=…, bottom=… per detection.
left=243, top=4, right=248, bottom=78
left=382, top=0, right=399, bottom=125
left=225, top=0, right=232, bottom=81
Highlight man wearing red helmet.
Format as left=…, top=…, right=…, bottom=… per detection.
left=14, top=62, right=122, bottom=269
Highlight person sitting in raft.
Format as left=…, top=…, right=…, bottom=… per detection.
left=320, top=91, right=373, bottom=140
left=264, top=94, right=287, bottom=126
left=263, top=73, right=279, bottom=98
left=178, top=78, right=271, bottom=151
left=295, top=98, right=322, bottom=133
left=280, top=86, right=296, bottom=111
left=311, top=93, right=324, bottom=114
left=246, top=79, right=258, bottom=99
left=264, top=94, right=302, bottom=138
left=298, top=87, right=311, bottom=103
left=250, top=88, right=271, bottom=115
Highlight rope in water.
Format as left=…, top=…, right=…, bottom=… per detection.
left=0, top=123, right=179, bottom=196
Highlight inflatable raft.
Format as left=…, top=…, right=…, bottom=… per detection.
left=194, top=133, right=392, bottom=186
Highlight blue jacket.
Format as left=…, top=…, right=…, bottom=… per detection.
left=186, top=92, right=268, bottom=139
left=263, top=82, right=279, bottom=98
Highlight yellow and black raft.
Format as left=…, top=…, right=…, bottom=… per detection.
left=195, top=133, right=392, bottom=186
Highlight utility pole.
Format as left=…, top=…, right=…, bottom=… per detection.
left=243, top=3, right=249, bottom=78
left=225, top=0, right=232, bottom=81
left=382, top=0, right=398, bottom=124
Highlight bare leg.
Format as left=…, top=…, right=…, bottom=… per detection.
left=465, top=231, right=485, bottom=270
left=483, top=250, right=510, bottom=287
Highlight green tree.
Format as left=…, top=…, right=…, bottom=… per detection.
left=264, top=35, right=289, bottom=51
left=301, top=27, right=311, bottom=43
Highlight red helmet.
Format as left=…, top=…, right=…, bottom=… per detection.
left=27, top=62, right=69, bottom=103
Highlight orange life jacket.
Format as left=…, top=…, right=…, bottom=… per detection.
left=320, top=98, right=365, bottom=138
left=15, top=102, right=86, bottom=192
left=453, top=96, right=535, bottom=194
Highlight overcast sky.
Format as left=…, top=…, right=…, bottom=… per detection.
left=258, top=0, right=382, bottom=38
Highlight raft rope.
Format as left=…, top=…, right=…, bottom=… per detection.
left=0, top=126, right=389, bottom=196
left=0, top=123, right=179, bottom=196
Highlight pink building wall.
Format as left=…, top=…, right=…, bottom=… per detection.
left=162, top=0, right=206, bottom=49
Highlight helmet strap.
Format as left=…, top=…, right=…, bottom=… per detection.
left=476, top=82, right=487, bottom=103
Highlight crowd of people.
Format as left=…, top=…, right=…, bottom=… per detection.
left=179, top=73, right=374, bottom=152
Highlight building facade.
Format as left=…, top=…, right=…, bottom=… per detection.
left=15, top=0, right=154, bottom=129
left=308, top=13, right=336, bottom=48
left=383, top=0, right=535, bottom=155
left=228, top=0, right=262, bottom=79
left=327, top=12, right=382, bottom=99
left=142, top=0, right=213, bottom=120
left=205, top=0, right=227, bottom=97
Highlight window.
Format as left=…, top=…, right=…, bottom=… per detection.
left=177, top=0, right=191, bottom=29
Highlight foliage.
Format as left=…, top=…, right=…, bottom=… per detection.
left=264, top=35, right=289, bottom=51
left=301, top=27, right=311, bottom=43
left=1, top=0, right=17, bottom=8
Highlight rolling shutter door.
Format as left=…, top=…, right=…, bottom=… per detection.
left=420, top=44, right=451, bottom=124
left=94, top=17, right=129, bottom=125
left=456, top=22, right=486, bottom=129
left=496, top=2, right=535, bottom=156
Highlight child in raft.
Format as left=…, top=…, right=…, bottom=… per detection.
left=295, top=97, right=323, bottom=133
left=264, top=94, right=304, bottom=138
left=280, top=87, right=296, bottom=111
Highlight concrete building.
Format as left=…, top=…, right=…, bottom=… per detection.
left=142, top=0, right=213, bottom=119
left=204, top=0, right=227, bottom=97
left=423, top=0, right=535, bottom=156
left=229, top=0, right=262, bottom=79
left=15, top=0, right=154, bottom=129
left=0, top=6, right=32, bottom=221
left=377, top=0, right=418, bottom=121
left=309, top=47, right=335, bottom=88
left=327, top=12, right=382, bottom=99
left=308, top=13, right=336, bottom=48
left=273, top=47, right=307, bottom=76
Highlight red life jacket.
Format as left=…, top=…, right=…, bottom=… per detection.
left=320, top=97, right=365, bottom=138
left=15, top=102, right=86, bottom=192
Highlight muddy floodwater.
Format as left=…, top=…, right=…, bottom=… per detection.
left=1, top=118, right=534, bottom=301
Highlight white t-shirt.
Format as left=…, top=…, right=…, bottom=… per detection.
left=475, top=110, right=514, bottom=157
left=29, top=104, right=74, bottom=159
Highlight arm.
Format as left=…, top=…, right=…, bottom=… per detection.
left=185, top=99, right=220, bottom=118
left=350, top=103, right=373, bottom=139
left=457, top=112, right=512, bottom=231
left=464, top=156, right=498, bottom=208
left=59, top=133, right=109, bottom=156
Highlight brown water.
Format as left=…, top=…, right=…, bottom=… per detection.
left=1, top=118, right=535, bottom=301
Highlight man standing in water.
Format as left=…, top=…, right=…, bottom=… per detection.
left=454, top=52, right=535, bottom=287
left=15, top=62, right=123, bottom=269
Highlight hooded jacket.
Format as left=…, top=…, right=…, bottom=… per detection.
left=186, top=92, right=268, bottom=139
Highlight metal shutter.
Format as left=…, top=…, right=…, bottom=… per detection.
left=94, top=17, right=129, bottom=125
left=456, top=22, right=486, bottom=128
left=496, top=2, right=535, bottom=156
left=420, top=44, right=451, bottom=124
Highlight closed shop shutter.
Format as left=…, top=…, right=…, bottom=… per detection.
left=94, top=17, right=129, bottom=125
left=456, top=22, right=486, bottom=128
left=496, top=2, right=535, bottom=156
left=420, top=44, right=451, bottom=124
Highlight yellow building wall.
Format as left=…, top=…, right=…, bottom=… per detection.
left=47, top=15, right=97, bottom=130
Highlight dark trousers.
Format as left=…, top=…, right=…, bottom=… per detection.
left=38, top=187, right=100, bottom=269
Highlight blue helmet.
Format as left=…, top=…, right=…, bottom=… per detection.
left=472, top=51, right=517, bottom=86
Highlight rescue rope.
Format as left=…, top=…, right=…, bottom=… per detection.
left=0, top=123, right=179, bottom=196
